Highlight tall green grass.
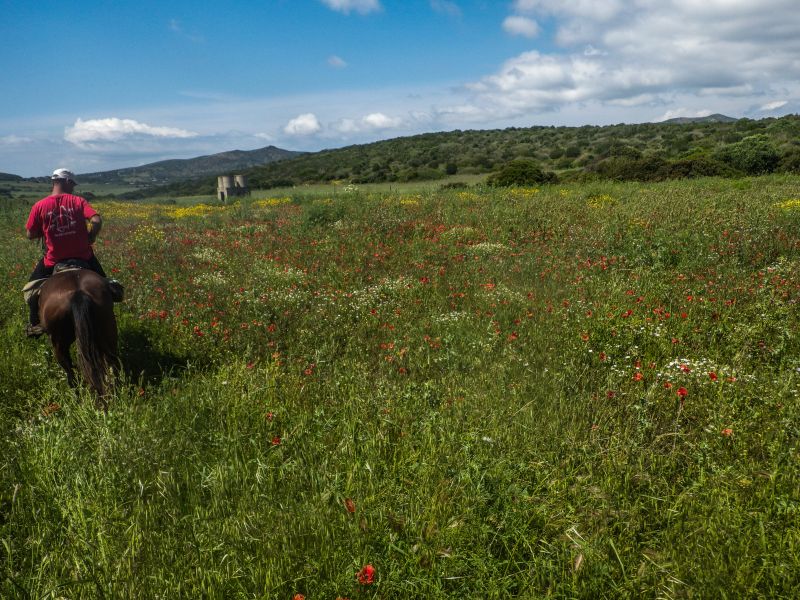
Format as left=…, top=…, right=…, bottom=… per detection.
left=2, top=177, right=799, bottom=598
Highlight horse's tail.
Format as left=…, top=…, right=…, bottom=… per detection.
left=71, top=290, right=109, bottom=396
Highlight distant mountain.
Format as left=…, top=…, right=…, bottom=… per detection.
left=660, top=113, right=738, bottom=125
left=71, top=145, right=303, bottom=186
left=0, top=172, right=23, bottom=181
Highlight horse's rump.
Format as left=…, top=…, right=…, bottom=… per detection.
left=39, top=269, right=119, bottom=398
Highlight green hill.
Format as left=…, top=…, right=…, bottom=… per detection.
left=65, top=145, right=302, bottom=187
left=659, top=113, right=739, bottom=124
left=124, top=114, right=800, bottom=198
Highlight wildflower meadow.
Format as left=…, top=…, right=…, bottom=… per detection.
left=1, top=176, right=799, bottom=598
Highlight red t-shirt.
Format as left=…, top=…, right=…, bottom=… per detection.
left=26, top=194, right=98, bottom=267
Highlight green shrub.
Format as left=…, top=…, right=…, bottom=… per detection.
left=486, top=159, right=558, bottom=187
left=666, top=154, right=738, bottom=179
left=591, top=155, right=669, bottom=181
left=777, top=148, right=800, bottom=174
left=714, top=134, right=781, bottom=175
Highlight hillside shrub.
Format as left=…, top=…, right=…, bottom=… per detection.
left=591, top=156, right=669, bottom=181
left=777, top=148, right=800, bottom=174
left=714, top=134, right=780, bottom=175
left=439, top=181, right=469, bottom=190
left=665, top=155, right=738, bottom=179
left=486, top=159, right=558, bottom=187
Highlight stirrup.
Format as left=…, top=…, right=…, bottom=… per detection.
left=25, top=324, right=44, bottom=338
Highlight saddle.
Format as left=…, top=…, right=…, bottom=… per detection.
left=23, top=261, right=125, bottom=303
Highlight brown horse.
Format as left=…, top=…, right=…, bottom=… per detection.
left=38, top=268, right=119, bottom=403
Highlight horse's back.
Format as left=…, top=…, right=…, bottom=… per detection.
left=38, top=268, right=119, bottom=399
left=40, top=269, right=113, bottom=327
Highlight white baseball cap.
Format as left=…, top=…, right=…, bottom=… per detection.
left=51, top=168, right=77, bottom=184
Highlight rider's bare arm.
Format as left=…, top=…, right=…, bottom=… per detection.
left=88, top=214, right=102, bottom=243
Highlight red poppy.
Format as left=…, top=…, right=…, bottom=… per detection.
left=721, top=427, right=733, bottom=437
left=708, top=372, right=718, bottom=381
left=633, top=372, right=643, bottom=381
left=676, top=387, right=688, bottom=397
left=357, top=564, right=376, bottom=585
left=271, top=436, right=281, bottom=446
left=344, top=498, right=356, bottom=513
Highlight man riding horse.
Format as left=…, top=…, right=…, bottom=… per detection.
left=24, top=168, right=123, bottom=337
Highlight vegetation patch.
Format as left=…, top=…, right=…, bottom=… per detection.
left=2, top=176, right=800, bottom=597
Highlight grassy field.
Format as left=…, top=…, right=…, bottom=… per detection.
left=1, top=176, right=800, bottom=598
left=0, top=181, right=140, bottom=202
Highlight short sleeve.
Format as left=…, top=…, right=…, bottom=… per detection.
left=82, top=198, right=98, bottom=220
left=26, top=205, right=42, bottom=237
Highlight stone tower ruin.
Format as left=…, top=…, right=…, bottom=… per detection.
left=217, top=174, right=249, bottom=202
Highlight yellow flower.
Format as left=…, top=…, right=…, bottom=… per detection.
left=167, top=204, right=227, bottom=219
left=506, top=188, right=539, bottom=200
left=775, top=198, right=800, bottom=211
left=253, top=197, right=291, bottom=208
left=586, top=194, right=617, bottom=209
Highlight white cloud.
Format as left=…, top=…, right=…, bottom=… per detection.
left=583, top=45, right=606, bottom=56
left=362, top=112, right=402, bottom=128
left=64, top=118, right=198, bottom=146
left=328, top=55, right=348, bottom=68
left=430, top=0, right=461, bottom=17
left=319, top=0, right=381, bottom=15
left=333, top=112, right=403, bottom=133
left=0, top=134, right=33, bottom=146
left=503, top=16, right=540, bottom=38
left=472, top=0, right=800, bottom=121
left=760, top=100, right=788, bottom=111
left=514, top=0, right=623, bottom=22
left=334, top=118, right=360, bottom=134
left=283, top=113, right=322, bottom=136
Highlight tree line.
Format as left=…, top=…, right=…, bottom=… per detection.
left=120, top=114, right=800, bottom=198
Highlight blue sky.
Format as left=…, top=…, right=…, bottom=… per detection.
left=2, top=0, right=798, bottom=176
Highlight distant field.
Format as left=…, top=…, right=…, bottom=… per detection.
left=253, top=174, right=488, bottom=198
left=2, top=175, right=800, bottom=598
left=0, top=180, right=141, bottom=201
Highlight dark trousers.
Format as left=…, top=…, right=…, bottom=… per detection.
left=28, top=255, right=108, bottom=281
left=27, top=255, right=108, bottom=324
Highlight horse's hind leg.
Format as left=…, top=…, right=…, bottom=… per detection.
left=52, top=338, right=76, bottom=388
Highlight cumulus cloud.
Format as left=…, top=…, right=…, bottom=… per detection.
left=333, top=112, right=403, bottom=133
left=327, top=55, right=348, bottom=68
left=284, top=113, right=322, bottom=136
left=64, top=118, right=198, bottom=146
left=319, top=0, right=381, bottom=14
left=503, top=16, right=540, bottom=38
left=472, top=0, right=800, bottom=121
left=363, top=112, right=402, bottom=128
left=760, top=100, right=788, bottom=111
